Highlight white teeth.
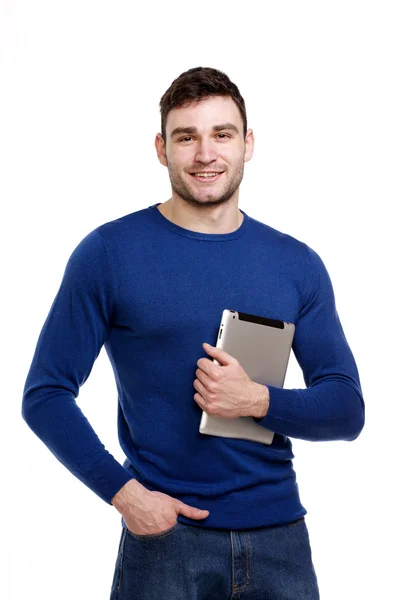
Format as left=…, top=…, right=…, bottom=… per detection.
left=193, top=172, right=220, bottom=178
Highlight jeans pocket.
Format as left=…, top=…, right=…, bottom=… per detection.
left=126, top=521, right=182, bottom=540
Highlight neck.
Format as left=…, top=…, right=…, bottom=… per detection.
left=157, top=198, right=244, bottom=234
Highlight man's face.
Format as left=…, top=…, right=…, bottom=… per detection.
left=156, top=96, right=254, bottom=209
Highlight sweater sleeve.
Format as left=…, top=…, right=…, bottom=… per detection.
left=254, top=244, right=365, bottom=441
left=22, top=230, right=134, bottom=503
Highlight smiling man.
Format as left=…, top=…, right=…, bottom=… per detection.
left=22, top=67, right=364, bottom=599
left=155, top=95, right=252, bottom=227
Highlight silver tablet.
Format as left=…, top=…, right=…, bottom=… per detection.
left=199, top=309, right=295, bottom=445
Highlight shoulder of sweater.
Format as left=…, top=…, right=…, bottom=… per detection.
left=248, top=214, right=311, bottom=256
left=95, top=207, right=150, bottom=238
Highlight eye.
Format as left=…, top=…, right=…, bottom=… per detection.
left=179, top=136, right=193, bottom=143
left=216, top=133, right=230, bottom=139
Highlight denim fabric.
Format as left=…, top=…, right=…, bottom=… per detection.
left=110, top=517, right=320, bottom=599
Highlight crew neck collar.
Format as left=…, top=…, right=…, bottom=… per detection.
left=147, top=203, right=248, bottom=241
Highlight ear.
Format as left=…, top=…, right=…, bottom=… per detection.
left=244, top=129, right=255, bottom=163
left=155, top=133, right=168, bottom=167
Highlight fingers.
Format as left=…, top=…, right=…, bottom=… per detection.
left=176, top=500, right=210, bottom=520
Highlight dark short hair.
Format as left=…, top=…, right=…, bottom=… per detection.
left=159, top=66, right=247, bottom=141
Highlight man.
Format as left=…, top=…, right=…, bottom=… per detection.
left=22, top=66, right=365, bottom=599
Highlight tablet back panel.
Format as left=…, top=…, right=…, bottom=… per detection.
left=199, top=309, right=295, bottom=445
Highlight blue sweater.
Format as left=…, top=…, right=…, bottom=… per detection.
left=22, top=203, right=365, bottom=529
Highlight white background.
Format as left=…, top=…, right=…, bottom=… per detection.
left=1, top=1, right=398, bottom=598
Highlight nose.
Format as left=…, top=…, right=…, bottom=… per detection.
left=194, top=139, right=218, bottom=164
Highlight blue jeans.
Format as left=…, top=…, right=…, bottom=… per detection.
left=110, top=516, right=320, bottom=599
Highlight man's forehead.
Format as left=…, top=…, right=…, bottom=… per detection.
left=166, top=96, right=242, bottom=135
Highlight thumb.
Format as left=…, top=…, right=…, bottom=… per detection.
left=177, top=501, right=210, bottom=520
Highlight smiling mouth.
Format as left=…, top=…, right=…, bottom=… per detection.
left=189, top=171, right=224, bottom=182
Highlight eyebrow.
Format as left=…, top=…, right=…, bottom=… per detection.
left=170, top=122, right=240, bottom=138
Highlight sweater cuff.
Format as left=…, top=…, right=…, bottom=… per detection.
left=252, top=384, right=300, bottom=432
left=87, top=454, right=136, bottom=505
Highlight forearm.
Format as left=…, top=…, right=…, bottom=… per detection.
left=254, top=379, right=365, bottom=441
left=22, top=386, right=134, bottom=503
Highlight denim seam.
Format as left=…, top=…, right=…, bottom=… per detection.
left=116, top=527, right=128, bottom=594
left=242, top=532, right=252, bottom=592
left=231, top=531, right=252, bottom=596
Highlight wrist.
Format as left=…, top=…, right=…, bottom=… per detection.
left=111, top=478, right=141, bottom=513
left=253, top=384, right=270, bottom=420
